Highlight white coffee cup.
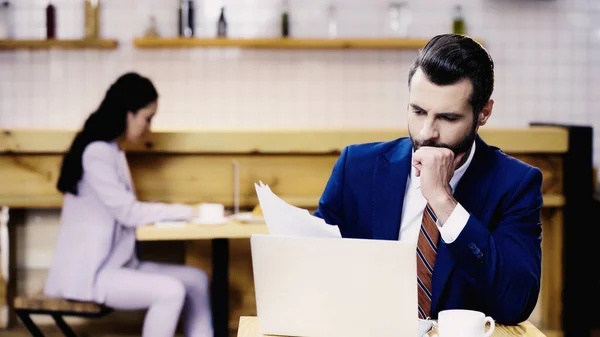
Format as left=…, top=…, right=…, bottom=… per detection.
left=431, top=309, right=495, bottom=337
left=197, top=203, right=225, bottom=221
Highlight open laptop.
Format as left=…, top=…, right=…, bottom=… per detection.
left=250, top=234, right=418, bottom=337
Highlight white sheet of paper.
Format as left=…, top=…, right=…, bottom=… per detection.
left=154, top=221, right=188, bottom=228
left=254, top=183, right=341, bottom=238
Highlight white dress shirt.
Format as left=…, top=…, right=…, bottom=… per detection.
left=398, top=141, right=476, bottom=244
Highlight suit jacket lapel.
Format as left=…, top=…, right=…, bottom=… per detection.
left=431, top=135, right=496, bottom=314
left=371, top=139, right=412, bottom=240
left=453, top=136, right=495, bottom=222
left=118, top=151, right=135, bottom=194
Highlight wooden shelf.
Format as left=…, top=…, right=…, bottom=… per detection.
left=0, top=39, right=118, bottom=50
left=133, top=37, right=433, bottom=50
left=0, top=127, right=568, bottom=154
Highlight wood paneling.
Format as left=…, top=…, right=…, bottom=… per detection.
left=540, top=208, right=563, bottom=331
left=0, top=127, right=568, bottom=154
left=514, top=155, right=564, bottom=195
left=0, top=154, right=563, bottom=208
left=0, top=128, right=568, bottom=333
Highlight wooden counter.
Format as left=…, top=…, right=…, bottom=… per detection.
left=0, top=127, right=570, bottom=335
left=0, top=127, right=567, bottom=208
left=236, top=316, right=548, bottom=337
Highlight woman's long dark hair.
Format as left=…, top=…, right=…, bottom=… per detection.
left=57, top=72, right=159, bottom=195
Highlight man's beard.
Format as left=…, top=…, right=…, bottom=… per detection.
left=410, top=122, right=477, bottom=156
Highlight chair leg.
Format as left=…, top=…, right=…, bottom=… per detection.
left=51, top=314, right=78, bottom=337
left=15, top=310, right=45, bottom=337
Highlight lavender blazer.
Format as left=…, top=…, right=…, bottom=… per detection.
left=44, top=141, right=194, bottom=303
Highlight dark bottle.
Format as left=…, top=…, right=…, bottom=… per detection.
left=46, top=2, right=56, bottom=39
left=178, top=0, right=194, bottom=37
left=281, top=0, right=289, bottom=38
left=187, top=0, right=194, bottom=37
left=217, top=7, right=227, bottom=38
left=178, top=1, right=182, bottom=36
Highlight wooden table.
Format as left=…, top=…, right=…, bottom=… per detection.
left=137, top=220, right=267, bottom=337
left=236, top=316, right=547, bottom=337
left=136, top=220, right=267, bottom=241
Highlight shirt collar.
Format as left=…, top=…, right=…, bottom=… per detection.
left=409, top=140, right=477, bottom=193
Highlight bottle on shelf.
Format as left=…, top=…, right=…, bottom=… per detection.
left=46, top=1, right=56, bottom=39
left=84, top=0, right=100, bottom=39
left=217, top=7, right=227, bottom=38
left=281, top=0, right=289, bottom=38
left=178, top=0, right=194, bottom=38
left=145, top=15, right=160, bottom=38
left=327, top=3, right=337, bottom=39
left=387, top=1, right=411, bottom=38
left=452, top=4, right=466, bottom=35
left=0, top=1, right=13, bottom=39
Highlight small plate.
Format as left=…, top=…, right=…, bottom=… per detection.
left=232, top=212, right=265, bottom=224
left=154, top=221, right=188, bottom=228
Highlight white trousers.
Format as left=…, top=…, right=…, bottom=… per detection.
left=97, top=261, right=213, bottom=337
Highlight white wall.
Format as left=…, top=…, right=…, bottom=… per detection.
left=2, top=0, right=598, bottom=137
left=2, top=0, right=599, bottom=327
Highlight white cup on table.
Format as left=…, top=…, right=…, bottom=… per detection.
left=430, top=309, right=495, bottom=337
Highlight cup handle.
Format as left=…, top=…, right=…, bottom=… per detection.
left=483, top=316, right=495, bottom=337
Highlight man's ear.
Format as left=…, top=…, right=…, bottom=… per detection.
left=477, top=99, right=494, bottom=126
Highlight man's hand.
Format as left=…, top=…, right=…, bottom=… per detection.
left=412, top=147, right=465, bottom=224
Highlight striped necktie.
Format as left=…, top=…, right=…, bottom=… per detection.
left=416, top=204, right=440, bottom=319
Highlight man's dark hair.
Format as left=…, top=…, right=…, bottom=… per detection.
left=408, top=34, right=494, bottom=116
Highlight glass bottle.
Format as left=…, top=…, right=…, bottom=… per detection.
left=281, top=0, right=290, bottom=38
left=145, top=15, right=160, bottom=38
left=452, top=4, right=465, bottom=35
left=46, top=1, right=56, bottom=39
left=217, top=7, right=227, bottom=38
left=388, top=1, right=411, bottom=37
left=0, top=1, right=13, bottom=39
left=327, top=3, right=337, bottom=39
left=187, top=0, right=194, bottom=37
left=178, top=0, right=194, bottom=38
left=84, top=0, right=100, bottom=39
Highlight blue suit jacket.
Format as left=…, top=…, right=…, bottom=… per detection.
left=314, top=135, right=543, bottom=325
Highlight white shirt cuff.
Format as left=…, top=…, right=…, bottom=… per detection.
left=436, top=203, right=470, bottom=243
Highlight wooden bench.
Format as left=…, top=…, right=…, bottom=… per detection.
left=13, top=295, right=112, bottom=337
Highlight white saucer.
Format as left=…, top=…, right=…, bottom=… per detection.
left=191, top=217, right=230, bottom=225
left=232, top=212, right=265, bottom=224
left=154, top=221, right=188, bottom=228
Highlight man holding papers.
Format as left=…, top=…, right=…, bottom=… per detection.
left=314, top=34, right=542, bottom=325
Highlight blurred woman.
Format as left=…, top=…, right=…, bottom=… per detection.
left=45, top=72, right=213, bottom=337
